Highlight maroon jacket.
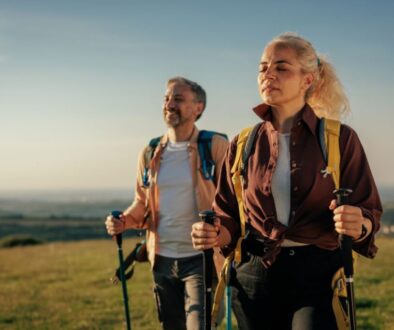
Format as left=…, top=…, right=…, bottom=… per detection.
left=214, top=103, right=382, bottom=267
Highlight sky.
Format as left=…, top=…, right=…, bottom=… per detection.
left=1, top=0, right=394, bottom=195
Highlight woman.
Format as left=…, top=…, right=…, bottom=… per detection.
left=191, top=33, right=382, bottom=330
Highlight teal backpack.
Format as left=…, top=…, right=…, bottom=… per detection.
left=142, top=130, right=228, bottom=187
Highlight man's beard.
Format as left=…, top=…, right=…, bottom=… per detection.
left=164, top=109, right=182, bottom=128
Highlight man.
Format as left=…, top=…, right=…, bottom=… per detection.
left=105, top=77, right=228, bottom=330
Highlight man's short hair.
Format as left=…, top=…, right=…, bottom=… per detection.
left=167, top=77, right=206, bottom=120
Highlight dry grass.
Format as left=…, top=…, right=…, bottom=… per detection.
left=0, top=237, right=393, bottom=329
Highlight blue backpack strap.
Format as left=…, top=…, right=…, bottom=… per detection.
left=319, top=118, right=328, bottom=163
left=240, top=122, right=262, bottom=177
left=142, top=136, right=162, bottom=187
left=198, top=130, right=228, bottom=181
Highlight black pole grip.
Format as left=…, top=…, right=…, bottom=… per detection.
left=199, top=210, right=216, bottom=225
left=111, top=210, right=123, bottom=247
left=333, top=189, right=353, bottom=276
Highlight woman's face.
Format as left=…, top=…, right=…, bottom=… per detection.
left=257, top=44, right=313, bottom=108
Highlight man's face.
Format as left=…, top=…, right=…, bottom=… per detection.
left=163, top=82, right=203, bottom=128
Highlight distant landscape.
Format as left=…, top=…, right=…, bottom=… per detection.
left=0, top=188, right=142, bottom=244
left=0, top=186, right=393, bottom=244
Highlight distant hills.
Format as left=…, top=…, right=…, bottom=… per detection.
left=0, top=187, right=393, bottom=239
left=2, top=185, right=394, bottom=202
left=0, top=188, right=133, bottom=218
left=0, top=199, right=131, bottom=219
left=0, top=188, right=133, bottom=203
left=378, top=186, right=394, bottom=204
left=0, top=189, right=143, bottom=243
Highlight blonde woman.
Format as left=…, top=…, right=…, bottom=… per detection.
left=191, top=33, right=382, bottom=329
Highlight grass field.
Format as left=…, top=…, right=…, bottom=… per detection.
left=0, top=237, right=393, bottom=330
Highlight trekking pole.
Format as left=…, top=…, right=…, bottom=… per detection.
left=334, top=189, right=356, bottom=330
left=199, top=210, right=215, bottom=330
left=111, top=210, right=132, bottom=330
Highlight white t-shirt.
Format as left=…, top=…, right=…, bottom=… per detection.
left=156, top=140, right=201, bottom=258
left=271, top=133, right=291, bottom=226
left=271, top=133, right=307, bottom=247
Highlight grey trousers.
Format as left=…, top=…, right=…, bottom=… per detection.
left=153, top=254, right=204, bottom=330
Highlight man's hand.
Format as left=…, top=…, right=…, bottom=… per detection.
left=105, top=214, right=126, bottom=236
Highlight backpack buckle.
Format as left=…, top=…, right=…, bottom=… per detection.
left=321, top=167, right=332, bottom=178
left=202, top=159, right=215, bottom=181
left=142, top=168, right=150, bottom=187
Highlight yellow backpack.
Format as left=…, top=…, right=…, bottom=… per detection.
left=212, top=118, right=355, bottom=330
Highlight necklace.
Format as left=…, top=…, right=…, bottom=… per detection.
left=186, top=126, right=196, bottom=141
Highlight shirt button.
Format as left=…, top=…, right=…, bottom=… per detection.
left=292, top=211, right=296, bottom=216
left=297, top=121, right=301, bottom=126
left=293, top=186, right=298, bottom=192
left=292, top=141, right=296, bottom=147
left=292, top=162, right=297, bottom=168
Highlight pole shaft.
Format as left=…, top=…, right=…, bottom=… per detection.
left=347, top=281, right=356, bottom=330
left=112, top=211, right=132, bottom=330
left=204, top=249, right=213, bottom=330
left=199, top=210, right=215, bottom=330
left=334, top=189, right=356, bottom=330
left=118, top=247, right=132, bottom=330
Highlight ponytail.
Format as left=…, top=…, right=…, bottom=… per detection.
left=307, top=56, right=350, bottom=119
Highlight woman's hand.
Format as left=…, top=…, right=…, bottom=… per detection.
left=191, top=219, right=221, bottom=250
left=329, top=200, right=372, bottom=241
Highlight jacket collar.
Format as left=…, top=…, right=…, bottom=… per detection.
left=252, top=103, right=319, bottom=135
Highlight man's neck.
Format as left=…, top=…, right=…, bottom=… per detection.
left=168, top=124, right=196, bottom=142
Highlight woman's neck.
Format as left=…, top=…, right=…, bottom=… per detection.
left=271, top=101, right=305, bottom=133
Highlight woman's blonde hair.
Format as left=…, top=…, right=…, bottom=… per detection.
left=266, top=32, right=350, bottom=119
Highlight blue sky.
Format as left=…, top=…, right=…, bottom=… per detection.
left=1, top=0, right=393, bottom=193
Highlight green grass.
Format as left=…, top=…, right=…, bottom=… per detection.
left=0, top=237, right=393, bottom=329
left=0, top=216, right=144, bottom=243
left=356, top=237, right=394, bottom=330
left=0, top=238, right=157, bottom=330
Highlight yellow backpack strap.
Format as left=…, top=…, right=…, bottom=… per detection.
left=211, top=252, right=234, bottom=326
left=212, top=124, right=261, bottom=326
left=331, top=268, right=349, bottom=330
left=321, top=118, right=359, bottom=329
left=230, top=125, right=260, bottom=263
left=320, top=118, right=341, bottom=190
left=332, top=253, right=359, bottom=330
left=320, top=118, right=347, bottom=329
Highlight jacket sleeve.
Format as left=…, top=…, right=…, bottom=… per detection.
left=123, top=148, right=149, bottom=229
left=213, top=136, right=242, bottom=253
left=340, top=125, right=383, bottom=258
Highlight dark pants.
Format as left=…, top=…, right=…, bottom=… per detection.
left=153, top=254, right=204, bottom=330
left=231, top=242, right=342, bottom=330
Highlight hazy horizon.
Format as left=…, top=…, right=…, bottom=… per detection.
left=0, top=187, right=133, bottom=201
left=1, top=185, right=394, bottom=204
